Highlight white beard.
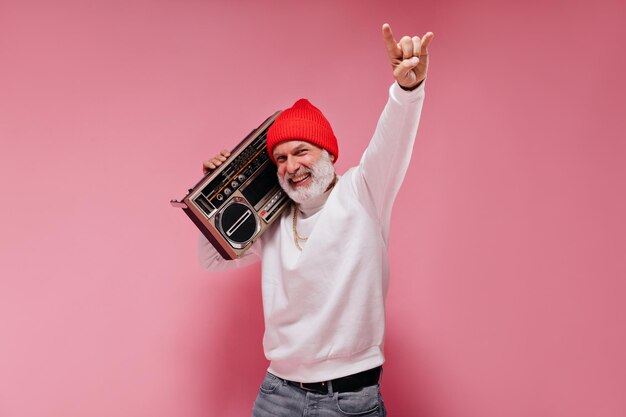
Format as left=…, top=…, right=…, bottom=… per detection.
left=277, top=150, right=336, bottom=204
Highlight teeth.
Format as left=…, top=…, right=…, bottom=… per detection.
left=290, top=174, right=310, bottom=183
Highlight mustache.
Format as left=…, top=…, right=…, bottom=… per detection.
left=285, top=168, right=311, bottom=180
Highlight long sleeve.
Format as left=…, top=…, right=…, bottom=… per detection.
left=197, top=233, right=262, bottom=271
left=351, top=81, right=426, bottom=225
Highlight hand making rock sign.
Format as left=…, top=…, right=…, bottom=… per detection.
left=382, top=23, right=434, bottom=90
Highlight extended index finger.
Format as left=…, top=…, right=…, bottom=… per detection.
left=382, top=23, right=401, bottom=58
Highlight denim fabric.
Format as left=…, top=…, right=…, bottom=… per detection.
left=251, top=372, right=387, bottom=417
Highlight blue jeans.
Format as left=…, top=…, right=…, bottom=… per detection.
left=251, top=371, right=387, bottom=417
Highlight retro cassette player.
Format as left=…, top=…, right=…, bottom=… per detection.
left=171, top=111, right=291, bottom=260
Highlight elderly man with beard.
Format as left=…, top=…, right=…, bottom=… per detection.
left=199, top=24, right=433, bottom=417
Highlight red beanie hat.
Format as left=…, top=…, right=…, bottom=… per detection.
left=266, top=98, right=338, bottom=163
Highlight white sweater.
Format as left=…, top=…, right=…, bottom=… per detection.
left=199, top=82, right=426, bottom=382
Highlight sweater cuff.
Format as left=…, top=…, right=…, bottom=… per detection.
left=390, top=80, right=426, bottom=104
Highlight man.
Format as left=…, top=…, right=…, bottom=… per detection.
left=199, top=24, right=433, bottom=417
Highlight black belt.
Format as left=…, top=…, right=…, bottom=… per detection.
left=287, top=366, right=382, bottom=394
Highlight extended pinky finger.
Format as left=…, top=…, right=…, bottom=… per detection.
left=420, top=32, right=434, bottom=54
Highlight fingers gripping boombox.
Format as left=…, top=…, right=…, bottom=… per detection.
left=171, top=112, right=291, bottom=260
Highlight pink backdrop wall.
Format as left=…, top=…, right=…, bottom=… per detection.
left=1, top=1, right=624, bottom=416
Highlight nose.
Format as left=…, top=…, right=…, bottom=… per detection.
left=285, top=155, right=300, bottom=174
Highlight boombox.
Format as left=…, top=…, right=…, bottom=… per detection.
left=171, top=111, right=291, bottom=260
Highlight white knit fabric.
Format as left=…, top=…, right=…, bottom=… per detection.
left=198, top=82, right=426, bottom=382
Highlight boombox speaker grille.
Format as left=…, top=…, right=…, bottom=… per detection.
left=218, top=201, right=258, bottom=245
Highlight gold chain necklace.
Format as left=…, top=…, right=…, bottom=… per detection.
left=292, top=204, right=308, bottom=251
left=291, top=175, right=338, bottom=251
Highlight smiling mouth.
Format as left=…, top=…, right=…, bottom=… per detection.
left=289, top=173, right=311, bottom=185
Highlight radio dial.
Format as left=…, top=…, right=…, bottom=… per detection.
left=224, top=188, right=232, bottom=196
left=216, top=194, right=224, bottom=201
left=238, top=174, right=246, bottom=182
left=231, top=181, right=239, bottom=188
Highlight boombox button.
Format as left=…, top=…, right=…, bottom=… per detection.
left=238, top=175, right=246, bottom=181
left=216, top=194, right=224, bottom=201
left=260, top=210, right=267, bottom=216
left=224, top=188, right=232, bottom=196
left=231, top=181, right=239, bottom=188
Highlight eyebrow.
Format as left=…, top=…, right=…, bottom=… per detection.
left=292, top=144, right=309, bottom=152
left=273, top=144, right=310, bottom=158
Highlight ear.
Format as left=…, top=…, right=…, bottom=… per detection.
left=330, top=154, right=335, bottom=163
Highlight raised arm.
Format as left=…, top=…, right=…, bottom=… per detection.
left=352, top=24, right=434, bottom=223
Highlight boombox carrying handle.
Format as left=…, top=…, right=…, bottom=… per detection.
left=170, top=200, right=188, bottom=209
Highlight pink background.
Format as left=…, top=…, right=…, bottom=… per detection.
left=1, top=0, right=625, bottom=416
